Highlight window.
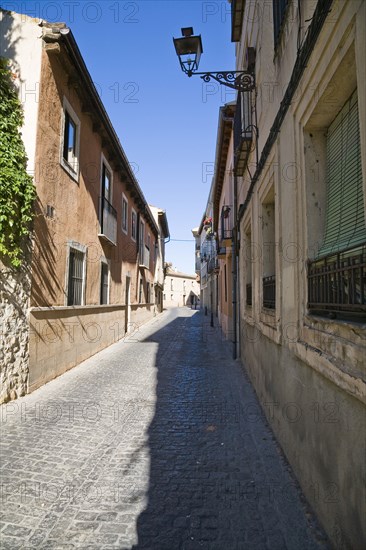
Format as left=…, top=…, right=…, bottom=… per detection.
left=122, top=195, right=128, bottom=234
left=146, top=283, right=150, bottom=304
left=101, top=161, right=112, bottom=203
left=307, top=89, right=366, bottom=317
left=170, top=279, right=173, bottom=291
left=61, top=98, right=80, bottom=179
left=273, top=0, right=288, bottom=49
left=244, top=225, right=252, bottom=306
left=99, top=157, right=117, bottom=245
left=262, top=186, right=276, bottom=309
left=67, top=244, right=86, bottom=306
left=224, top=266, right=228, bottom=302
left=131, top=209, right=137, bottom=240
left=100, top=262, right=109, bottom=305
left=317, top=90, right=365, bottom=257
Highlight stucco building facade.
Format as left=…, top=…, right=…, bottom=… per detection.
left=196, top=0, right=366, bottom=546
left=163, top=266, right=200, bottom=308
left=0, top=10, right=169, bottom=400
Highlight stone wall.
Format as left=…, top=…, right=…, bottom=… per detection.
left=29, top=303, right=158, bottom=392
left=0, top=260, right=31, bottom=403
left=240, top=322, right=366, bottom=549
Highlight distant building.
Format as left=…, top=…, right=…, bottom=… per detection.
left=163, top=265, right=200, bottom=308
left=149, top=206, right=170, bottom=313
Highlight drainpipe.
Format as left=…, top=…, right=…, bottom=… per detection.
left=232, top=171, right=238, bottom=360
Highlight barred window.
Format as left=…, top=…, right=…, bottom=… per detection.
left=67, top=248, right=85, bottom=306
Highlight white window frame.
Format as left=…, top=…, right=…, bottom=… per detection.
left=100, top=154, right=113, bottom=202
left=60, top=97, right=80, bottom=181
left=65, top=240, right=87, bottom=306
left=122, top=193, right=128, bottom=235
left=99, top=154, right=114, bottom=226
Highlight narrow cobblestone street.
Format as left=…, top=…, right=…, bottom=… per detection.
left=1, top=308, right=330, bottom=549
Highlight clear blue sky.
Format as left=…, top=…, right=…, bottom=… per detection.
left=10, top=0, right=235, bottom=273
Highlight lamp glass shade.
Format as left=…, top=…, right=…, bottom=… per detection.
left=173, top=34, right=203, bottom=74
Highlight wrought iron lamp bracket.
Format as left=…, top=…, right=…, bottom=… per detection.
left=187, top=70, right=255, bottom=93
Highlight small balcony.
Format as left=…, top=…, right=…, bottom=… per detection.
left=234, top=90, right=254, bottom=176
left=307, top=244, right=366, bottom=318
left=98, top=196, right=117, bottom=245
left=219, top=205, right=234, bottom=246
left=195, top=255, right=201, bottom=273
left=263, top=275, right=276, bottom=309
left=139, top=245, right=150, bottom=269
left=231, top=0, right=245, bottom=42
left=207, top=257, right=219, bottom=274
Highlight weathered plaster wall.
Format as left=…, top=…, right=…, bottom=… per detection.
left=240, top=326, right=366, bottom=549
left=236, top=1, right=366, bottom=547
left=29, top=303, right=158, bottom=391
left=29, top=305, right=127, bottom=391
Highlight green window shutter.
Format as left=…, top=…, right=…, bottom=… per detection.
left=318, top=89, right=366, bottom=257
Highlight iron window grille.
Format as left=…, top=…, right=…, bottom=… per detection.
left=307, top=244, right=366, bottom=318
left=263, top=275, right=276, bottom=309
left=67, top=248, right=85, bottom=306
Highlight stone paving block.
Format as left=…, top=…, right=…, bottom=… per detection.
left=0, top=308, right=331, bottom=549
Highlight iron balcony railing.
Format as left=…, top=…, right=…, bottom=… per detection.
left=234, top=89, right=255, bottom=176
left=307, top=244, right=366, bottom=316
left=99, top=196, right=117, bottom=245
left=263, top=275, right=276, bottom=309
left=207, top=257, right=219, bottom=274
left=246, top=283, right=252, bottom=306
left=220, top=205, right=233, bottom=242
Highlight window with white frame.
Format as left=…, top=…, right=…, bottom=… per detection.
left=244, top=224, right=253, bottom=307
left=122, top=195, right=128, bottom=234
left=67, top=243, right=86, bottom=306
left=306, top=87, right=366, bottom=317
left=261, top=186, right=276, bottom=310
left=100, top=261, right=109, bottom=305
left=101, top=160, right=112, bottom=204
left=61, top=98, right=80, bottom=179
left=131, top=209, right=137, bottom=240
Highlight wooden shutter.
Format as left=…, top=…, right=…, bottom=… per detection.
left=318, top=89, right=366, bottom=257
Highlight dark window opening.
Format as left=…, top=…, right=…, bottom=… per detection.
left=67, top=248, right=84, bottom=306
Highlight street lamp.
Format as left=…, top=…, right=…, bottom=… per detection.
left=173, top=27, right=255, bottom=93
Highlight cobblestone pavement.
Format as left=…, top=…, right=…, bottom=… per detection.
left=0, top=308, right=330, bottom=550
